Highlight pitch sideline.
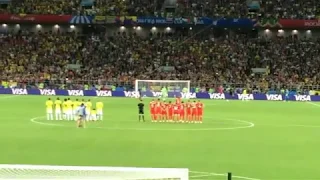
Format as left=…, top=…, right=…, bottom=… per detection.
left=30, top=117, right=255, bottom=131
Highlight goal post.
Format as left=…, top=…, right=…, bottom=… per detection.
left=135, top=80, right=191, bottom=98
left=0, top=164, right=189, bottom=180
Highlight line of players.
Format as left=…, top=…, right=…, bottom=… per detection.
left=45, top=98, right=104, bottom=121
left=149, top=97, right=204, bottom=123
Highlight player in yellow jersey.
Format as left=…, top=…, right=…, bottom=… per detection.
left=242, top=89, right=248, bottom=101
left=91, top=108, right=97, bottom=121
left=62, top=99, right=68, bottom=120
left=85, top=99, right=92, bottom=121
left=54, top=98, right=62, bottom=120
left=81, top=99, right=86, bottom=105
left=72, top=99, right=81, bottom=120
left=96, top=101, right=103, bottom=121
left=66, top=98, right=73, bottom=120
left=46, top=98, right=54, bottom=120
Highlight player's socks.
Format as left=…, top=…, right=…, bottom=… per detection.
left=50, top=114, right=54, bottom=120
left=47, top=114, right=50, bottom=120
left=56, top=114, right=60, bottom=120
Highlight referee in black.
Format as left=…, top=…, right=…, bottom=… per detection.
left=138, top=99, right=145, bottom=122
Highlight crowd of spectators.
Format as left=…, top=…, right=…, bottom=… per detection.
left=1, top=30, right=320, bottom=91
left=0, top=0, right=319, bottom=19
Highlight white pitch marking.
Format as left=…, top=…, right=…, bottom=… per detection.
left=94, top=118, right=254, bottom=131
left=189, top=174, right=212, bottom=178
left=190, top=171, right=261, bottom=180
left=307, top=102, right=320, bottom=107
left=0, top=95, right=20, bottom=99
left=30, top=117, right=255, bottom=131
left=30, top=116, right=67, bottom=127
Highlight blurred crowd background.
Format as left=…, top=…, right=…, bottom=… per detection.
left=1, top=0, right=320, bottom=19
left=0, top=0, right=320, bottom=94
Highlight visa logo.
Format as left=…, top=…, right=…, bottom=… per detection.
left=295, top=95, right=311, bottom=101
left=124, top=91, right=140, bottom=98
left=68, top=90, right=84, bottom=96
left=96, top=90, right=112, bottom=97
left=209, top=93, right=225, bottom=100
left=40, top=89, right=56, bottom=96
left=152, top=92, right=162, bottom=97
left=266, top=94, right=283, bottom=101
left=238, top=94, right=254, bottom=100
left=12, top=88, right=28, bottom=95
left=181, top=92, right=196, bottom=99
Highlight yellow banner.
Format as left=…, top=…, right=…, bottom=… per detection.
left=93, top=16, right=106, bottom=24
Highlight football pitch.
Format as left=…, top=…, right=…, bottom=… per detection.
left=0, top=95, right=320, bottom=180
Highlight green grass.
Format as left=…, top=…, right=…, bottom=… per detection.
left=0, top=95, right=320, bottom=180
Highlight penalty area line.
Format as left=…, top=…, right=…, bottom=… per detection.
left=0, top=95, right=21, bottom=99
left=307, top=102, right=320, bottom=108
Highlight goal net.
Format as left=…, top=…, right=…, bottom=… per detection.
left=0, top=164, right=189, bottom=180
left=135, top=80, right=191, bottom=98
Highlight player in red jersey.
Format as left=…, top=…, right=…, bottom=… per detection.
left=179, top=101, right=185, bottom=122
left=191, top=101, right=197, bottom=122
left=155, top=99, right=162, bottom=121
left=196, top=100, right=204, bottom=123
left=176, top=96, right=182, bottom=104
left=186, top=100, right=192, bottom=122
left=173, top=103, right=180, bottom=122
left=149, top=99, right=156, bottom=121
left=167, top=101, right=174, bottom=121
left=161, top=101, right=168, bottom=121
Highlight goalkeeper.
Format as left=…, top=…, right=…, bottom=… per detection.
left=161, top=86, right=168, bottom=100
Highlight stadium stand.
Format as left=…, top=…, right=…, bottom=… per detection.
left=0, top=0, right=320, bottom=93
left=0, top=0, right=319, bottom=18
left=0, top=29, right=320, bottom=92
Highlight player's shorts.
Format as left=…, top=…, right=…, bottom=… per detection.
left=150, top=109, right=155, bottom=114
left=97, top=109, right=103, bottom=115
left=47, top=109, right=53, bottom=114
left=73, top=110, right=77, bottom=115
left=55, top=108, right=61, bottom=114
left=91, top=115, right=97, bottom=121
left=139, top=110, right=144, bottom=114
left=67, top=110, right=72, bottom=115
left=198, top=111, right=203, bottom=116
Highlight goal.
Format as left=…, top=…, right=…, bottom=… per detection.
left=0, top=164, right=189, bottom=180
left=135, top=80, right=191, bottom=98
